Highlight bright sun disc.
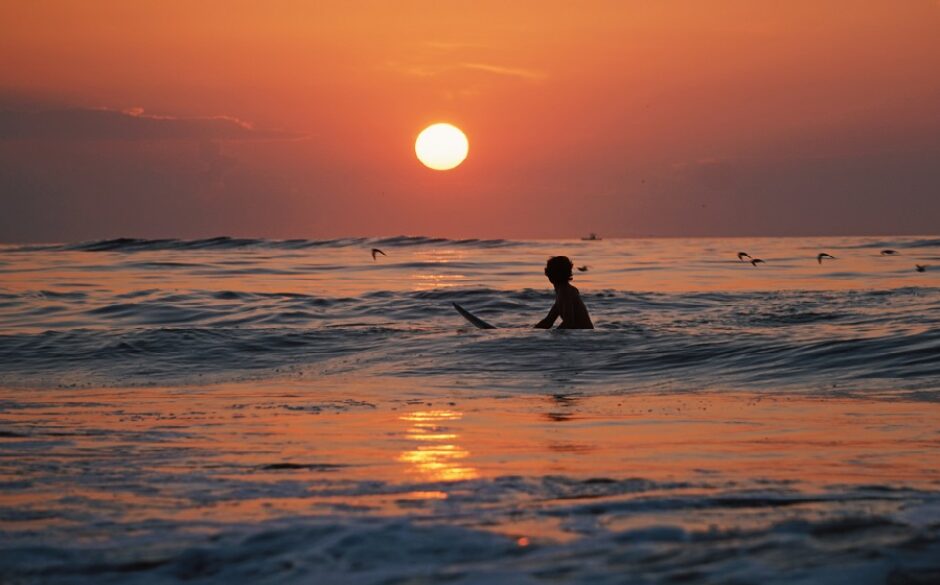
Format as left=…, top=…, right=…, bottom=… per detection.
left=415, top=123, right=469, bottom=171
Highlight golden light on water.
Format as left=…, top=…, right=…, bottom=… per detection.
left=398, top=410, right=478, bottom=481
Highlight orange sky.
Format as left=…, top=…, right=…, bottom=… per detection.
left=1, top=1, right=939, bottom=241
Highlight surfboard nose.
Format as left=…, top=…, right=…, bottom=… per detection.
left=453, top=302, right=497, bottom=329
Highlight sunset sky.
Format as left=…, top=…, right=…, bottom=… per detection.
left=1, top=1, right=939, bottom=242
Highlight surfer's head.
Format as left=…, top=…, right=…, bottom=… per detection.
left=545, top=256, right=574, bottom=286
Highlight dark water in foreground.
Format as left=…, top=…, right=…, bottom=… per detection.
left=1, top=235, right=939, bottom=584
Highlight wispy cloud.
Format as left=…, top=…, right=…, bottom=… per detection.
left=423, top=40, right=486, bottom=51
left=388, top=63, right=442, bottom=78
left=388, top=61, right=546, bottom=82
left=0, top=107, right=306, bottom=141
left=459, top=63, right=546, bottom=81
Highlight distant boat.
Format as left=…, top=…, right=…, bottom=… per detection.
left=581, top=233, right=602, bottom=241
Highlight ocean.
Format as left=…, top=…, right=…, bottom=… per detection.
left=1, top=235, right=939, bottom=584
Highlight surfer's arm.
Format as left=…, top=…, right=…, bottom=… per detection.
left=534, top=303, right=559, bottom=329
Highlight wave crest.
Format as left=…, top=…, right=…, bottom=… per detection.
left=9, top=236, right=520, bottom=253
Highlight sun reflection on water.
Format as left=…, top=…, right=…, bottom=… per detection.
left=398, top=410, right=479, bottom=481
left=411, top=273, right=467, bottom=290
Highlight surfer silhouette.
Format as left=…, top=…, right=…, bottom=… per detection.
left=535, top=256, right=594, bottom=329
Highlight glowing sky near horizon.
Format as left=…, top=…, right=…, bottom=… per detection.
left=0, top=1, right=938, bottom=241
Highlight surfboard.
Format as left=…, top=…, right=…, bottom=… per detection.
left=452, top=302, right=497, bottom=329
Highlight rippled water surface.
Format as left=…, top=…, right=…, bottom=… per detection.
left=1, top=235, right=938, bottom=391
left=1, top=235, right=939, bottom=584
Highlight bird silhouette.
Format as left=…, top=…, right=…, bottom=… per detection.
left=750, top=258, right=765, bottom=266
left=737, top=252, right=751, bottom=261
left=881, top=249, right=899, bottom=256
left=915, top=264, right=926, bottom=273
left=371, top=248, right=386, bottom=261
left=577, top=265, right=589, bottom=272
left=817, top=253, right=836, bottom=264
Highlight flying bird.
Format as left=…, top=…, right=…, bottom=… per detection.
left=915, top=264, right=926, bottom=273
left=750, top=258, right=765, bottom=266
left=577, top=265, right=589, bottom=272
left=371, top=248, right=386, bottom=261
left=881, top=249, right=899, bottom=256
left=737, top=252, right=751, bottom=261
left=817, top=253, right=836, bottom=264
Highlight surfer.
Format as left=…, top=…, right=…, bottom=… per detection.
left=535, top=256, right=594, bottom=329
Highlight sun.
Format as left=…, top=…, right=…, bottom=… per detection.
left=415, top=123, right=469, bottom=171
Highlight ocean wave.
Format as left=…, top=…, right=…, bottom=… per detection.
left=1, top=311, right=938, bottom=391
left=4, top=235, right=940, bottom=585
left=9, top=234, right=940, bottom=255
left=2, top=235, right=938, bottom=392
left=2, top=480, right=938, bottom=584
left=3, top=285, right=934, bottom=329
left=9, top=235, right=521, bottom=253
left=836, top=237, right=940, bottom=250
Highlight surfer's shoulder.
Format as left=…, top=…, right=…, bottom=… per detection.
left=556, top=284, right=580, bottom=301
